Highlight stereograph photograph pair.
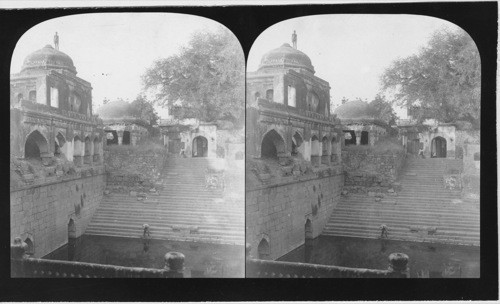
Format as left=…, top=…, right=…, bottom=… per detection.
left=5, top=2, right=496, bottom=301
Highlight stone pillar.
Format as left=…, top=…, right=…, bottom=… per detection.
left=164, top=252, right=185, bottom=278
left=388, top=252, right=410, bottom=278
left=355, top=131, right=361, bottom=146
left=369, top=133, right=376, bottom=146
left=117, top=131, right=123, bottom=145
left=131, top=134, right=137, bottom=146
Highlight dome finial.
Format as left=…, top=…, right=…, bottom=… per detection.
left=54, top=32, right=59, bottom=50
left=292, top=30, right=297, bottom=49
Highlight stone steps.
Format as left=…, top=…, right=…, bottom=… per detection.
left=86, top=157, right=244, bottom=244
left=324, top=158, right=479, bottom=246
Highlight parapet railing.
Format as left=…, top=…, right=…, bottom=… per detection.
left=11, top=238, right=185, bottom=278
left=16, top=100, right=102, bottom=124
left=257, top=98, right=339, bottom=124
left=245, top=244, right=410, bottom=278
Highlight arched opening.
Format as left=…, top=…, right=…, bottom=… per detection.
left=305, top=219, right=313, bottom=240
left=105, top=130, right=118, bottom=145
left=265, top=89, right=274, bottom=101
left=24, top=237, right=34, bottom=255
left=321, top=136, right=330, bottom=165
left=17, top=93, right=23, bottom=102
left=431, top=136, right=447, bottom=158
left=260, top=129, right=285, bottom=159
left=68, top=219, right=76, bottom=239
left=93, top=137, right=100, bottom=162
left=28, top=90, right=36, bottom=102
left=331, top=136, right=339, bottom=163
left=311, top=135, right=320, bottom=166
left=291, top=132, right=304, bottom=158
left=122, top=131, right=131, bottom=145
left=54, top=133, right=66, bottom=158
left=254, top=92, right=261, bottom=101
left=24, top=130, right=49, bottom=160
left=257, top=238, right=270, bottom=260
left=343, top=130, right=356, bottom=146
left=192, top=136, right=208, bottom=157
left=361, top=131, right=369, bottom=145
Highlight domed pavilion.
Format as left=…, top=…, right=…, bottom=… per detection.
left=10, top=34, right=103, bottom=167
left=333, top=100, right=388, bottom=146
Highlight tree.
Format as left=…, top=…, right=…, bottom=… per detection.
left=368, top=94, right=398, bottom=126
left=380, top=28, right=480, bottom=129
left=129, top=95, right=159, bottom=134
left=142, top=27, right=245, bottom=127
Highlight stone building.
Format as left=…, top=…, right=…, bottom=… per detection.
left=397, top=106, right=457, bottom=158
left=246, top=33, right=344, bottom=260
left=160, top=120, right=218, bottom=158
left=96, top=100, right=149, bottom=146
left=10, top=38, right=105, bottom=258
left=333, top=100, right=388, bottom=147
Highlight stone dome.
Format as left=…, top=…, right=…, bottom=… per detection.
left=258, top=43, right=315, bottom=74
left=333, top=100, right=374, bottom=119
left=95, top=100, right=133, bottom=119
left=21, top=45, right=77, bottom=74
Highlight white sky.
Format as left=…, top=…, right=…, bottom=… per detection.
left=247, top=14, right=462, bottom=118
left=10, top=13, right=225, bottom=118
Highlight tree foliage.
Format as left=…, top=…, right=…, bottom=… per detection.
left=368, top=94, right=398, bottom=126
left=380, top=28, right=480, bottom=129
left=129, top=95, right=159, bottom=130
left=142, top=27, right=244, bottom=127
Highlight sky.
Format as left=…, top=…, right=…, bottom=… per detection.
left=247, top=14, right=463, bottom=118
left=10, top=13, right=225, bottom=118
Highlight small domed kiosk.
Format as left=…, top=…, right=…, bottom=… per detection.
left=333, top=100, right=388, bottom=146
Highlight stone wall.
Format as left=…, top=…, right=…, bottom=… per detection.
left=246, top=161, right=343, bottom=260
left=10, top=171, right=106, bottom=258
left=104, top=149, right=167, bottom=193
left=341, top=149, right=405, bottom=193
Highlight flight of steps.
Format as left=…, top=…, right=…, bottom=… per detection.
left=323, top=157, right=480, bottom=246
left=85, top=157, right=244, bottom=245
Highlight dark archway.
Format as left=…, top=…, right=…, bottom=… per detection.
left=431, top=136, right=447, bottom=158
left=68, top=219, right=76, bottom=239
left=24, top=237, right=34, bottom=255
left=257, top=238, right=270, bottom=260
left=123, top=131, right=131, bottom=145
left=266, top=89, right=274, bottom=101
left=25, top=130, right=49, bottom=160
left=254, top=92, right=261, bottom=101
left=105, top=130, right=118, bottom=145
left=28, top=90, right=36, bottom=102
left=192, top=136, right=208, bottom=157
left=360, top=131, right=369, bottom=145
left=343, top=130, right=356, bottom=146
left=261, top=130, right=285, bottom=159
left=305, top=219, right=313, bottom=240
left=292, top=132, right=303, bottom=157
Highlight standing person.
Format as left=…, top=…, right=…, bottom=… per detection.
left=380, top=224, right=389, bottom=239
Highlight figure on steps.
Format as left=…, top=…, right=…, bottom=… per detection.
left=380, top=224, right=389, bottom=239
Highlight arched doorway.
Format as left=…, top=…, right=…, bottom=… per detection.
left=257, top=238, right=270, bottom=260
left=192, top=136, right=208, bottom=157
left=24, top=237, right=34, bottom=255
left=24, top=130, right=49, bottom=160
left=431, top=136, right=447, bottom=158
left=122, top=131, right=131, bottom=145
left=343, top=130, right=356, bottom=146
left=305, top=219, right=313, bottom=240
left=68, top=219, right=76, bottom=239
left=360, top=131, right=369, bottom=145
left=260, top=130, right=285, bottom=159
left=291, top=132, right=303, bottom=158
